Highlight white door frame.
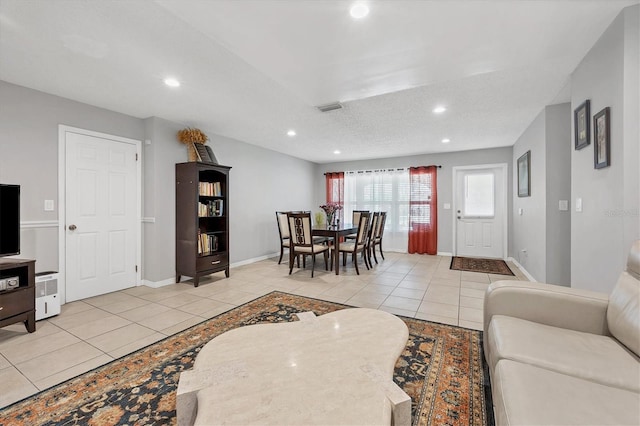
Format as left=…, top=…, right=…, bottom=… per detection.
left=452, top=163, right=508, bottom=259
left=58, top=125, right=142, bottom=304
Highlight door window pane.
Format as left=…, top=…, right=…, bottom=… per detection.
left=464, top=173, right=494, bottom=217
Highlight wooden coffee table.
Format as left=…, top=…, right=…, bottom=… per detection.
left=177, top=308, right=410, bottom=425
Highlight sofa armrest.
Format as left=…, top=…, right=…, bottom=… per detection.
left=483, top=281, right=610, bottom=336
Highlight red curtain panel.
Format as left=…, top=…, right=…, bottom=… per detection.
left=408, top=166, right=438, bottom=255
left=325, top=172, right=344, bottom=222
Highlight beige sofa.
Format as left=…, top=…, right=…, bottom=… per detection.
left=484, top=241, right=640, bottom=425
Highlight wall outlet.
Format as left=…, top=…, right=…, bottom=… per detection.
left=443, top=203, right=451, bottom=210
left=576, top=198, right=583, bottom=212
left=44, top=199, right=54, bottom=211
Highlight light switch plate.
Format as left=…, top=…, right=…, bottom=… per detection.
left=518, top=208, right=523, bottom=215
left=44, top=199, right=54, bottom=211
left=559, top=200, right=568, bottom=211
left=576, top=198, right=582, bottom=212
left=443, top=203, right=451, bottom=210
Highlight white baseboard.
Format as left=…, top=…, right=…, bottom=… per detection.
left=437, top=251, right=453, bottom=257
left=141, top=252, right=280, bottom=288
left=507, top=257, right=537, bottom=282
left=142, top=277, right=177, bottom=288
left=230, top=252, right=279, bottom=268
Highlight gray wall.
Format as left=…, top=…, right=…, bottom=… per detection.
left=545, top=103, right=571, bottom=286
left=212, top=133, right=317, bottom=264
left=570, top=6, right=639, bottom=292
left=0, top=81, right=145, bottom=273
left=0, top=80, right=317, bottom=286
left=512, top=110, right=547, bottom=280
left=511, top=103, right=571, bottom=284
left=315, top=147, right=513, bottom=256
left=141, top=117, right=186, bottom=283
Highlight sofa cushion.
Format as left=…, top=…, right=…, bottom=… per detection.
left=487, top=315, right=640, bottom=392
left=492, top=360, right=640, bottom=426
left=607, top=271, right=640, bottom=357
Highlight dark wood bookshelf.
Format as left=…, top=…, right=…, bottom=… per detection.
left=175, top=162, right=231, bottom=287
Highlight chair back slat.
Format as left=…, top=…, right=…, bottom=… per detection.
left=356, top=212, right=371, bottom=245
left=288, top=212, right=313, bottom=246
left=367, top=212, right=380, bottom=245
left=376, top=212, right=387, bottom=238
left=352, top=210, right=368, bottom=227
left=276, top=211, right=290, bottom=240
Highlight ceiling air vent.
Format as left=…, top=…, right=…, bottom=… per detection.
left=317, top=102, right=343, bottom=112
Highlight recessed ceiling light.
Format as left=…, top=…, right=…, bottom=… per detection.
left=350, top=3, right=369, bottom=19
left=334, top=150, right=341, bottom=154
left=164, top=78, right=180, bottom=88
left=433, top=106, right=447, bottom=114
left=442, top=138, right=451, bottom=143
left=287, top=129, right=296, bottom=137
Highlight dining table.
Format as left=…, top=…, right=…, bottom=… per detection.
left=312, top=223, right=358, bottom=275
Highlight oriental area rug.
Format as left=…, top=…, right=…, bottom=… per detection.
left=450, top=256, right=515, bottom=276
left=2, top=292, right=490, bottom=426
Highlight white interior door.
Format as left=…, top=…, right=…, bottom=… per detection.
left=65, top=131, right=139, bottom=302
left=454, top=165, right=507, bottom=259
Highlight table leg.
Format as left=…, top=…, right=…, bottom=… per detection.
left=334, top=234, right=340, bottom=275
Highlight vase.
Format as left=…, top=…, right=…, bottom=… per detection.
left=326, top=213, right=334, bottom=227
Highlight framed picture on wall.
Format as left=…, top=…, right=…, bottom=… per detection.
left=574, top=100, right=590, bottom=150
left=593, top=107, right=610, bottom=169
left=517, top=151, right=531, bottom=197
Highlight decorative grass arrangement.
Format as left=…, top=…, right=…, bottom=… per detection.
left=177, top=127, right=209, bottom=161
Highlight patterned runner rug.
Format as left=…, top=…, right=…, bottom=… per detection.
left=450, top=256, right=514, bottom=276
left=1, top=292, right=490, bottom=426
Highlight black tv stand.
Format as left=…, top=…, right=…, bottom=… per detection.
left=0, top=259, right=36, bottom=333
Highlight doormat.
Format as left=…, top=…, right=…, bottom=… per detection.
left=451, top=256, right=515, bottom=276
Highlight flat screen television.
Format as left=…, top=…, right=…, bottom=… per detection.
left=0, top=184, right=20, bottom=257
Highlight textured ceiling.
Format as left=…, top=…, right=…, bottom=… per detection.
left=0, top=0, right=637, bottom=163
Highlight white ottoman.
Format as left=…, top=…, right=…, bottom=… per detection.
left=177, top=308, right=410, bottom=425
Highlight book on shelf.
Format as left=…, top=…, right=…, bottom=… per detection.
left=198, top=199, right=224, bottom=217
left=199, top=182, right=222, bottom=197
left=197, top=230, right=220, bottom=255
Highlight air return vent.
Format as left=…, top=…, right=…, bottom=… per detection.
left=317, top=102, right=343, bottom=112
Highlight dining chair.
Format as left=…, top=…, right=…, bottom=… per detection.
left=335, top=212, right=370, bottom=275
left=287, top=212, right=329, bottom=278
left=346, top=210, right=369, bottom=240
left=371, top=211, right=387, bottom=263
left=275, top=211, right=291, bottom=265
left=365, top=212, right=381, bottom=266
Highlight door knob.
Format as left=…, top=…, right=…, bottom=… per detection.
left=68, top=224, right=77, bottom=231
left=457, top=216, right=461, bottom=219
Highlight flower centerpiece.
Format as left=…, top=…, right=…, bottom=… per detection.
left=319, top=203, right=343, bottom=227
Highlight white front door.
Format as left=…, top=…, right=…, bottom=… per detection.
left=64, top=130, right=139, bottom=302
left=454, top=164, right=507, bottom=259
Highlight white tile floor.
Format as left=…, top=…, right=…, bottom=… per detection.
left=0, top=252, right=527, bottom=408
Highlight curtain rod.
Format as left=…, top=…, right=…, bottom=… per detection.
left=324, top=165, right=441, bottom=175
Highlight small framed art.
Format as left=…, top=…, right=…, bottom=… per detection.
left=593, top=107, right=610, bottom=169
left=574, top=100, right=590, bottom=150
left=517, top=150, right=531, bottom=197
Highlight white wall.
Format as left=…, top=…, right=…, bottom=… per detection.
left=570, top=5, right=639, bottom=292
left=315, top=147, right=513, bottom=256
